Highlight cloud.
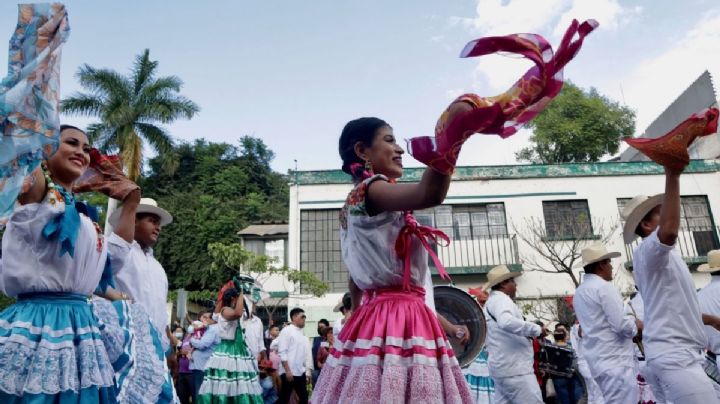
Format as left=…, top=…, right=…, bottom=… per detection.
left=457, top=0, right=642, bottom=93
left=619, top=10, right=720, bottom=131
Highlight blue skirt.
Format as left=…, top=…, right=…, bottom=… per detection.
left=463, top=347, right=495, bottom=404
left=0, top=293, right=117, bottom=403
left=92, top=298, right=176, bottom=404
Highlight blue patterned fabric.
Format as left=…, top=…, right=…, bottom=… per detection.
left=464, top=346, right=495, bottom=404
left=0, top=293, right=117, bottom=403
left=92, top=298, right=177, bottom=403
left=0, top=4, right=69, bottom=225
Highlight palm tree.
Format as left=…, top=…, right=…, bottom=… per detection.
left=61, top=49, right=199, bottom=180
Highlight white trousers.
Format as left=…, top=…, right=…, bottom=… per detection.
left=578, top=361, right=605, bottom=404
left=644, top=355, right=719, bottom=404
left=593, top=366, right=638, bottom=404
left=493, top=374, right=543, bottom=404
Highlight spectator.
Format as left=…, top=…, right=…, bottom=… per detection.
left=265, top=324, right=280, bottom=353
left=176, top=329, right=193, bottom=404
left=551, top=323, right=584, bottom=404
left=189, top=310, right=221, bottom=402
left=259, top=359, right=281, bottom=404
left=333, top=293, right=352, bottom=340
left=316, top=327, right=334, bottom=371
left=242, top=302, right=266, bottom=361
left=278, top=308, right=310, bottom=404
left=311, top=319, right=330, bottom=386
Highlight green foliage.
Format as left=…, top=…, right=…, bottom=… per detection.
left=0, top=293, right=15, bottom=311
left=61, top=49, right=199, bottom=180
left=140, top=138, right=289, bottom=291
left=208, top=242, right=329, bottom=298
left=516, top=82, right=636, bottom=164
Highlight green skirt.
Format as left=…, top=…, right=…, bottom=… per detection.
left=197, top=325, right=263, bottom=404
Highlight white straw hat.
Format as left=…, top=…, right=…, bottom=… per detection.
left=576, top=244, right=621, bottom=268
left=620, top=194, right=663, bottom=244
left=109, top=197, right=173, bottom=227
left=698, top=250, right=720, bottom=273
left=484, top=265, right=522, bottom=291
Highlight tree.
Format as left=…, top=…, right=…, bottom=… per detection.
left=208, top=242, right=329, bottom=323
left=512, top=216, right=618, bottom=288
left=515, top=82, right=635, bottom=164
left=140, top=138, right=289, bottom=291
left=61, top=49, right=199, bottom=180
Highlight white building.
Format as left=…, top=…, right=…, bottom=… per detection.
left=286, top=160, right=720, bottom=327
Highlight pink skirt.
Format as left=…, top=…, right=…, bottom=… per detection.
left=312, top=287, right=471, bottom=403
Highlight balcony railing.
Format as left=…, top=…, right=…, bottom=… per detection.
left=430, top=234, right=520, bottom=275
left=625, top=226, right=720, bottom=267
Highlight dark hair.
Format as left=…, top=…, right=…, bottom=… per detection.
left=583, top=261, right=600, bottom=274
left=197, top=310, right=211, bottom=320
left=290, top=307, right=305, bottom=320
left=341, top=292, right=352, bottom=312
left=338, top=117, right=389, bottom=178
left=222, top=288, right=240, bottom=307
left=321, top=326, right=334, bottom=338
left=60, top=124, right=86, bottom=135
left=136, top=212, right=161, bottom=222
left=269, top=324, right=280, bottom=331
left=635, top=206, right=660, bottom=238
left=318, top=319, right=330, bottom=327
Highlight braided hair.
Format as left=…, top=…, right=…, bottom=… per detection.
left=338, top=117, right=389, bottom=181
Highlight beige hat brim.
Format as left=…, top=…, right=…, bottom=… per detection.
left=332, top=301, right=343, bottom=312
left=623, top=194, right=664, bottom=244
left=109, top=203, right=173, bottom=228
left=484, top=271, right=522, bottom=291
left=697, top=263, right=720, bottom=273
left=574, top=251, right=622, bottom=268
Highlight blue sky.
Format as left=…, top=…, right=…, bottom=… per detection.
left=2, top=0, right=718, bottom=173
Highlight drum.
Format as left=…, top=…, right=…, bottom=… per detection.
left=539, top=343, right=576, bottom=378
left=433, top=285, right=487, bottom=368
left=703, top=354, right=720, bottom=384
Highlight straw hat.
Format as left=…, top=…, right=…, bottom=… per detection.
left=621, top=194, right=663, bottom=244
left=484, top=265, right=522, bottom=291
left=333, top=292, right=351, bottom=313
left=698, top=250, right=720, bottom=273
left=577, top=244, right=621, bottom=268
left=109, top=197, right=173, bottom=228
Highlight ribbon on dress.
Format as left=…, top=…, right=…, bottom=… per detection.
left=624, top=108, right=719, bottom=171
left=0, top=4, right=70, bottom=225
left=394, top=212, right=451, bottom=291
left=42, top=186, right=80, bottom=257
left=408, top=19, right=597, bottom=173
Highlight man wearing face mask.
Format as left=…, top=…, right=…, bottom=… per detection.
left=549, top=324, right=584, bottom=404
left=574, top=244, right=642, bottom=404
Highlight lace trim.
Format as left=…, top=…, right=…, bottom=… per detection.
left=198, top=379, right=262, bottom=397
left=0, top=338, right=114, bottom=395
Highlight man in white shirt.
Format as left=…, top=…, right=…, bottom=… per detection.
left=108, top=198, right=173, bottom=351
left=697, top=249, right=720, bottom=397
left=622, top=166, right=720, bottom=403
left=278, top=308, right=309, bottom=404
left=574, top=244, right=641, bottom=403
left=570, top=323, right=605, bottom=404
left=484, top=264, right=544, bottom=404
left=241, top=302, right=266, bottom=362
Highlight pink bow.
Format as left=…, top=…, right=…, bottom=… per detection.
left=395, top=212, right=452, bottom=291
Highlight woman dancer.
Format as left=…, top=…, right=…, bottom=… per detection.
left=198, top=286, right=263, bottom=403
left=0, top=126, right=139, bottom=402
left=312, top=108, right=476, bottom=403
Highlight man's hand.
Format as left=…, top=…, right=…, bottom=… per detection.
left=703, top=314, right=720, bottom=332
left=635, top=319, right=644, bottom=336
left=285, top=373, right=294, bottom=382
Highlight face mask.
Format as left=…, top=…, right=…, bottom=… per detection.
left=187, top=326, right=194, bottom=334
left=174, top=332, right=183, bottom=340
left=553, top=333, right=565, bottom=341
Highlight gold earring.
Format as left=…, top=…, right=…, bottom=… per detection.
left=365, top=160, right=373, bottom=172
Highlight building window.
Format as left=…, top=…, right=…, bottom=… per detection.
left=300, top=209, right=346, bottom=292
left=415, top=203, right=508, bottom=239
left=542, top=200, right=593, bottom=239
left=618, top=196, right=719, bottom=256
